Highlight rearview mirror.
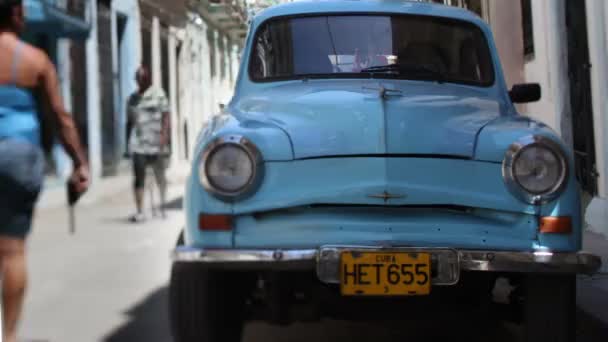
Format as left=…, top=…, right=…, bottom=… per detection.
left=509, top=83, right=541, bottom=103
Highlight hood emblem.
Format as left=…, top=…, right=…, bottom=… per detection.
left=363, top=85, right=403, bottom=100
left=368, top=191, right=406, bottom=203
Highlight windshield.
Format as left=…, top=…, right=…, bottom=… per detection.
left=249, top=15, right=495, bottom=86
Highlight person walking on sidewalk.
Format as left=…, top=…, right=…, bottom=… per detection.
left=0, top=1, right=89, bottom=341
left=126, top=66, right=170, bottom=222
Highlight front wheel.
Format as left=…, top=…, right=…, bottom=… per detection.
left=523, top=275, right=576, bottom=342
left=169, top=263, right=249, bottom=342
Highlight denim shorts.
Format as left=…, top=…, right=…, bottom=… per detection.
left=132, top=153, right=167, bottom=189
left=0, top=138, right=44, bottom=239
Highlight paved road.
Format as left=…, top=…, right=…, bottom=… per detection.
left=19, top=185, right=608, bottom=341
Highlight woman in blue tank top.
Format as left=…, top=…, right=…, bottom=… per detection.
left=0, top=1, right=89, bottom=340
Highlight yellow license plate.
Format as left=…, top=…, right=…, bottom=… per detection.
left=341, top=252, right=431, bottom=296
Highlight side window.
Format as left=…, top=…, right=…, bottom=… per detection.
left=521, top=0, right=535, bottom=59
left=463, top=0, right=484, bottom=18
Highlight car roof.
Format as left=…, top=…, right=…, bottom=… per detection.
left=252, top=0, right=484, bottom=25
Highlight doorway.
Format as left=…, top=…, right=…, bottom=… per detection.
left=98, top=0, right=118, bottom=176
left=566, top=0, right=598, bottom=195
left=115, top=13, right=128, bottom=166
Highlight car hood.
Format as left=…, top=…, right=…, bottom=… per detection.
left=233, top=80, right=506, bottom=159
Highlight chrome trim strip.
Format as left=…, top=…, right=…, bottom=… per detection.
left=172, top=246, right=602, bottom=276
left=172, top=246, right=317, bottom=269
left=459, top=250, right=601, bottom=275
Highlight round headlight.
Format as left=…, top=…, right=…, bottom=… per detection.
left=199, top=136, right=263, bottom=200
left=206, top=145, right=254, bottom=192
left=503, top=136, right=568, bottom=204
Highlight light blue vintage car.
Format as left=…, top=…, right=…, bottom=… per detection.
left=170, top=1, right=601, bottom=341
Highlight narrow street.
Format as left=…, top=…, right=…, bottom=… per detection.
left=17, top=182, right=608, bottom=341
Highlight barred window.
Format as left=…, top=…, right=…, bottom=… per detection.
left=464, top=0, right=484, bottom=18
left=521, top=0, right=534, bottom=58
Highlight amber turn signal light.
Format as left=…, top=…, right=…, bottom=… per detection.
left=199, top=214, right=233, bottom=231
left=539, top=216, right=572, bottom=234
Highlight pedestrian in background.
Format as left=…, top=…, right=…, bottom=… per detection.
left=126, top=66, right=170, bottom=222
left=0, top=1, right=89, bottom=341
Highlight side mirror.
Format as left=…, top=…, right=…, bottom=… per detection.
left=509, top=83, right=541, bottom=103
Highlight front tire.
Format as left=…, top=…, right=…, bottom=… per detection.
left=169, top=263, right=248, bottom=342
left=523, top=275, right=576, bottom=342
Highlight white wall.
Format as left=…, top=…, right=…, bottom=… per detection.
left=521, top=1, right=559, bottom=133
left=169, top=27, right=180, bottom=168
left=112, top=0, right=142, bottom=156
left=487, top=1, right=525, bottom=89
left=520, top=0, right=608, bottom=237
left=178, top=18, right=210, bottom=159
left=86, top=0, right=102, bottom=181
left=584, top=0, right=608, bottom=237
left=586, top=0, right=608, bottom=199
left=176, top=16, right=240, bottom=160
left=54, top=39, right=74, bottom=181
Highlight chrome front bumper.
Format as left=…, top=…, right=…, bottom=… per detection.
left=172, top=246, right=602, bottom=284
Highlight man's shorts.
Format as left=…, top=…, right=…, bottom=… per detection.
left=132, top=153, right=167, bottom=189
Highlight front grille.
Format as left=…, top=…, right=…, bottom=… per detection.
left=308, top=204, right=473, bottom=213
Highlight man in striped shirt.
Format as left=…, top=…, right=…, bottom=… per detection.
left=126, top=66, right=170, bottom=222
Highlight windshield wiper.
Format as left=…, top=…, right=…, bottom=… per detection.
left=361, top=64, right=447, bottom=83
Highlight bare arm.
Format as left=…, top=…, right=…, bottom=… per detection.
left=40, top=57, right=88, bottom=168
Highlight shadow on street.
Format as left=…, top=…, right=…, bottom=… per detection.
left=98, top=282, right=608, bottom=342
left=577, top=309, right=608, bottom=342
left=163, top=197, right=183, bottom=211
left=103, top=286, right=171, bottom=342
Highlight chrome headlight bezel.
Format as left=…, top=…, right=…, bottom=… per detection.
left=199, top=135, right=264, bottom=201
left=502, top=135, right=569, bottom=205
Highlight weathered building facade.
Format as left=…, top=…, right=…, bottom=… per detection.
left=29, top=0, right=248, bottom=194
left=173, top=0, right=248, bottom=166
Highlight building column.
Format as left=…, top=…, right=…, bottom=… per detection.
left=480, top=0, right=491, bottom=23
left=227, top=39, right=234, bottom=87
left=522, top=0, right=571, bottom=139
left=86, top=0, right=102, bottom=181
left=223, top=35, right=230, bottom=100
left=546, top=0, right=573, bottom=147
left=168, top=27, right=179, bottom=168
left=213, top=29, right=221, bottom=111
left=54, top=39, right=73, bottom=181
left=201, top=22, right=212, bottom=144
left=231, top=44, right=241, bottom=87
left=586, top=0, right=608, bottom=199
left=152, top=17, right=162, bottom=88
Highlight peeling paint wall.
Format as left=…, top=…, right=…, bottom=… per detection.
left=112, top=0, right=142, bottom=165
left=176, top=16, right=242, bottom=160
left=486, top=0, right=525, bottom=89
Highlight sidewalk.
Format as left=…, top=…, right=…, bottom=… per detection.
left=22, top=175, right=187, bottom=341
left=36, top=161, right=190, bottom=210
left=578, top=230, right=608, bottom=331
